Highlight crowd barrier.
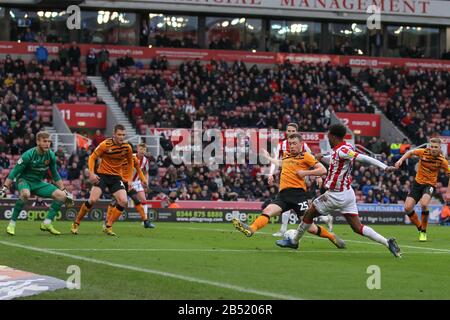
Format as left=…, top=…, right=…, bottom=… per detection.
left=1, top=41, right=450, bottom=70
left=0, top=199, right=444, bottom=225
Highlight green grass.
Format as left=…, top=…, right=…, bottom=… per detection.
left=0, top=221, right=449, bottom=300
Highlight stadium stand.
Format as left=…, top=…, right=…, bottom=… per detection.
left=358, top=67, right=449, bottom=146
left=1, top=44, right=449, bottom=204
left=0, top=54, right=103, bottom=198
left=104, top=58, right=375, bottom=136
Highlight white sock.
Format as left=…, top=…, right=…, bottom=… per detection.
left=280, top=211, right=290, bottom=232
left=317, top=216, right=329, bottom=224
left=294, top=221, right=312, bottom=242
left=9, top=220, right=16, bottom=226
left=44, top=218, right=52, bottom=225
left=144, top=204, right=148, bottom=220
left=362, top=225, right=388, bottom=247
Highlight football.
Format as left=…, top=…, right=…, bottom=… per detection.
left=284, top=229, right=298, bottom=241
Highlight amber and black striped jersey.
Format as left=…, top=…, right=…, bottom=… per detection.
left=279, top=151, right=318, bottom=192
left=89, top=138, right=133, bottom=177
left=412, top=148, right=450, bottom=186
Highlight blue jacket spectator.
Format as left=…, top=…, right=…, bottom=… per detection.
left=35, top=43, right=48, bottom=64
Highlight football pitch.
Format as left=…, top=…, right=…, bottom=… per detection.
left=0, top=221, right=449, bottom=300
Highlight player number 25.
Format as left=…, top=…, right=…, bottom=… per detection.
left=298, top=201, right=309, bottom=211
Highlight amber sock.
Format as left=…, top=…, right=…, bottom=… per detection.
left=75, top=201, right=92, bottom=225
left=106, top=205, right=114, bottom=223
left=107, top=205, right=125, bottom=227
left=407, top=210, right=422, bottom=231
left=315, top=225, right=336, bottom=241
left=135, top=203, right=147, bottom=221
left=249, top=214, right=270, bottom=233
left=421, top=210, right=429, bottom=232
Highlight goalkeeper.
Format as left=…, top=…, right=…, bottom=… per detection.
left=0, top=131, right=74, bottom=236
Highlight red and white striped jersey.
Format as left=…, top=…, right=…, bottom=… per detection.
left=324, top=142, right=359, bottom=192
left=133, top=154, right=149, bottom=182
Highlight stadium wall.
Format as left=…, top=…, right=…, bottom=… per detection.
left=1, top=41, right=450, bottom=70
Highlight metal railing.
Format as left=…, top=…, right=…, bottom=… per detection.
left=49, top=133, right=163, bottom=157
left=50, top=133, right=77, bottom=155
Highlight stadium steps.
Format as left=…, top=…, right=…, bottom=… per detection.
left=87, top=76, right=137, bottom=135
left=351, top=85, right=408, bottom=143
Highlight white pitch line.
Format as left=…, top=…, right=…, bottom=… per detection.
left=168, top=226, right=450, bottom=253
left=41, top=248, right=449, bottom=255
left=0, top=240, right=302, bottom=300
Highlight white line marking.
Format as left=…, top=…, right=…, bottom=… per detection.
left=0, top=240, right=302, bottom=300
left=168, top=226, right=450, bottom=253
left=41, top=248, right=449, bottom=255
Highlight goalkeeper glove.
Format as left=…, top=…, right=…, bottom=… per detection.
left=63, top=188, right=74, bottom=207
left=0, top=186, right=8, bottom=198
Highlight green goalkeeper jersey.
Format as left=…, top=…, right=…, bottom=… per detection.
left=8, top=147, right=61, bottom=183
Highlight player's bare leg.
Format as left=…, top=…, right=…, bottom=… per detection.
left=344, top=214, right=401, bottom=258
left=233, top=204, right=283, bottom=237
left=418, top=194, right=432, bottom=241
left=71, top=186, right=102, bottom=234
left=404, top=196, right=422, bottom=233
left=307, top=223, right=346, bottom=249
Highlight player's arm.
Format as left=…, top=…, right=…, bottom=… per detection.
left=49, top=153, right=63, bottom=187
left=262, top=148, right=282, bottom=167
left=296, top=153, right=327, bottom=179
left=303, top=142, right=312, bottom=154
left=1, top=153, right=31, bottom=196
left=442, top=160, right=450, bottom=202
left=126, top=146, right=134, bottom=185
left=268, top=144, right=281, bottom=176
left=395, top=149, right=423, bottom=169
left=355, top=153, right=395, bottom=172
left=134, top=158, right=148, bottom=186
left=316, top=153, right=331, bottom=165
left=50, top=154, right=74, bottom=205
left=296, top=162, right=327, bottom=179
left=88, top=144, right=104, bottom=184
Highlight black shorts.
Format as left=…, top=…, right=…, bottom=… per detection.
left=127, top=184, right=138, bottom=198
left=97, top=174, right=126, bottom=194
left=408, top=181, right=435, bottom=203
left=271, top=188, right=311, bottom=216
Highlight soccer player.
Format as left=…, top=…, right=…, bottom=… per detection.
left=394, top=137, right=450, bottom=241
left=104, top=143, right=155, bottom=229
left=0, top=131, right=74, bottom=235
left=276, top=124, right=402, bottom=258
left=71, top=124, right=133, bottom=236
left=268, top=123, right=332, bottom=237
left=232, top=133, right=346, bottom=249
left=132, top=143, right=155, bottom=228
